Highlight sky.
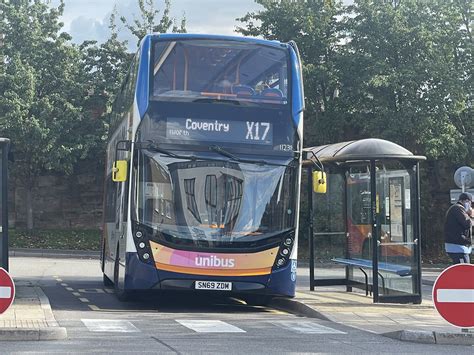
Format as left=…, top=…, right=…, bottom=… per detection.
left=54, top=0, right=264, bottom=51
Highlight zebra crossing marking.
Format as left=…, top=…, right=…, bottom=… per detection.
left=272, top=320, right=346, bottom=334
left=79, top=318, right=348, bottom=336
left=176, top=320, right=246, bottom=333
left=81, top=319, right=140, bottom=333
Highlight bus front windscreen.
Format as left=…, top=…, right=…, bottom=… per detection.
left=132, top=151, right=298, bottom=249
left=152, top=39, right=289, bottom=105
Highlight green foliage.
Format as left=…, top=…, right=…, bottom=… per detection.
left=340, top=0, right=472, bottom=161
left=0, top=0, right=104, bottom=176
left=9, top=229, right=101, bottom=250
left=120, top=0, right=187, bottom=47
left=0, top=0, right=106, bottom=229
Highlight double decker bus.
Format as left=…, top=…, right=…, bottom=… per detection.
left=102, top=34, right=304, bottom=304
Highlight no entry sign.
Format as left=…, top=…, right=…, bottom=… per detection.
left=433, top=264, right=474, bottom=328
left=0, top=267, right=15, bottom=314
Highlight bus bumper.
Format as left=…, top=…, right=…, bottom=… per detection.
left=154, top=260, right=296, bottom=297
left=124, top=253, right=297, bottom=298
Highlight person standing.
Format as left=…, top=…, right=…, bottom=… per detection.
left=444, top=192, right=472, bottom=264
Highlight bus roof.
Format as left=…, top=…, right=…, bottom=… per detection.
left=142, top=33, right=289, bottom=49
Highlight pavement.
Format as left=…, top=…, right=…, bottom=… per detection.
left=0, top=280, right=67, bottom=341
left=273, top=267, right=474, bottom=346
left=0, top=249, right=473, bottom=345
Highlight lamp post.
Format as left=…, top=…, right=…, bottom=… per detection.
left=0, top=138, right=10, bottom=271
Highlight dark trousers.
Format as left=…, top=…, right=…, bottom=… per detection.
left=447, top=252, right=470, bottom=264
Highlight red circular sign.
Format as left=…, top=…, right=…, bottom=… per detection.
left=0, top=268, right=15, bottom=314
left=433, top=264, right=474, bottom=328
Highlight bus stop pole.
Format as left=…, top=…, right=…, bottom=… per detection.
left=415, top=162, right=422, bottom=302
left=308, top=167, right=315, bottom=291
left=370, top=160, right=379, bottom=302
left=0, top=138, right=10, bottom=271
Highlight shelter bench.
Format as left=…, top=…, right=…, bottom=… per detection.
left=331, top=258, right=412, bottom=296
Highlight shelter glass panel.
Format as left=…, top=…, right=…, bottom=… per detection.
left=312, top=169, right=346, bottom=281
left=346, top=164, right=374, bottom=286
left=375, top=161, right=419, bottom=298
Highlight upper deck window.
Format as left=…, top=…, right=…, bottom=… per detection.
left=151, top=39, right=289, bottom=105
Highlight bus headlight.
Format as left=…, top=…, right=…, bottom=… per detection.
left=132, top=223, right=154, bottom=264
left=273, top=231, right=295, bottom=269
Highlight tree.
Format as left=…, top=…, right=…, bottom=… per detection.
left=0, top=0, right=103, bottom=230
left=340, top=0, right=472, bottom=160
left=120, top=0, right=186, bottom=47
left=79, top=7, right=134, bottom=124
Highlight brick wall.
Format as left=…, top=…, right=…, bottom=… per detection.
left=9, top=161, right=104, bottom=230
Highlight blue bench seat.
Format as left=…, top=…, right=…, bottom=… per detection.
left=331, top=257, right=412, bottom=296
left=332, top=258, right=412, bottom=276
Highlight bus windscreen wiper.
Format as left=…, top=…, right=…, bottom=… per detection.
left=209, top=145, right=286, bottom=166
left=137, top=141, right=198, bottom=161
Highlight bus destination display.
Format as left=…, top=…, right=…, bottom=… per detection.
left=166, top=117, right=273, bottom=145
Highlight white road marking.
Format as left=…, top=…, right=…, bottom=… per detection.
left=78, top=288, right=105, bottom=294
left=60, top=283, right=68, bottom=287
left=0, top=286, right=12, bottom=298
left=437, top=289, right=474, bottom=303
left=79, top=298, right=90, bottom=303
left=272, top=321, right=346, bottom=334
left=72, top=292, right=81, bottom=297
left=66, top=287, right=74, bottom=291
left=88, top=305, right=100, bottom=311
left=81, top=319, right=140, bottom=333
left=176, top=320, right=246, bottom=333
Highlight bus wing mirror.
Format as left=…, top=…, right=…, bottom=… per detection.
left=312, top=171, right=327, bottom=194
left=112, top=160, right=128, bottom=182
left=116, top=140, right=132, bottom=151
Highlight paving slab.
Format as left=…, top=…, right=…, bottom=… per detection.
left=0, top=281, right=67, bottom=341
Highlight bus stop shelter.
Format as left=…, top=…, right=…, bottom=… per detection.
left=303, top=138, right=425, bottom=303
left=0, top=138, right=10, bottom=271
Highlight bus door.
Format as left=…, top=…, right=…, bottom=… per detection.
left=111, top=136, right=131, bottom=262
left=114, top=156, right=130, bottom=262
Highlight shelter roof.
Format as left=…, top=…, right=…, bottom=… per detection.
left=303, top=138, right=426, bottom=166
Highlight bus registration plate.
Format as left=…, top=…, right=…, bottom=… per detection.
left=195, top=281, right=232, bottom=291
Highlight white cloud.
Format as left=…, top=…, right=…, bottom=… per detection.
left=59, top=0, right=261, bottom=51
left=60, top=0, right=354, bottom=51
